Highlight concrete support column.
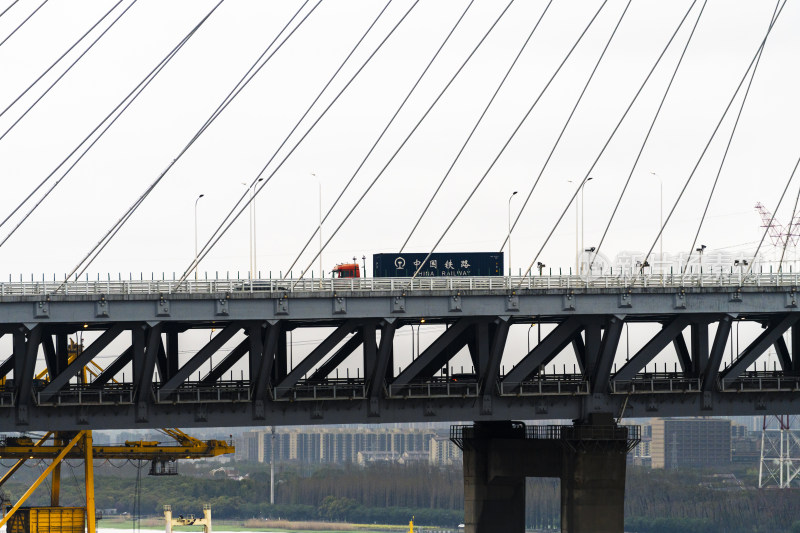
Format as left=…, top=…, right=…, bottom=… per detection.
left=457, top=416, right=635, bottom=533
left=463, top=422, right=526, bottom=533
left=560, top=440, right=627, bottom=532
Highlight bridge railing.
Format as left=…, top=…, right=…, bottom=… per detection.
left=5, top=372, right=800, bottom=409
left=610, top=375, right=703, bottom=394
left=720, top=372, right=800, bottom=392
left=35, top=384, right=134, bottom=406
left=387, top=380, right=479, bottom=398
left=1, top=272, right=799, bottom=296
left=155, top=382, right=251, bottom=404
left=498, top=376, right=589, bottom=396
left=272, top=380, right=367, bottom=401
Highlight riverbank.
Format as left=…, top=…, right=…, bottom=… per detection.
left=97, top=518, right=441, bottom=533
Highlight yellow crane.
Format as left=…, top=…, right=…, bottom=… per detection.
left=0, top=340, right=235, bottom=533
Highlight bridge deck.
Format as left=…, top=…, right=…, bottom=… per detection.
left=0, top=275, right=797, bottom=430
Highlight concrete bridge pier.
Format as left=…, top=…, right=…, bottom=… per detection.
left=456, top=415, right=636, bottom=533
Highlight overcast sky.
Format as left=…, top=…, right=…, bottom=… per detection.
left=1, top=0, right=798, bottom=280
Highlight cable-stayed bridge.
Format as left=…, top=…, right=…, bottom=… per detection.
left=3, top=1, right=800, bottom=530
left=0, top=271, right=798, bottom=431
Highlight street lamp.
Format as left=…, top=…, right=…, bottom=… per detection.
left=581, top=177, right=593, bottom=267
left=537, top=261, right=546, bottom=275
left=312, top=173, right=322, bottom=280
left=650, top=172, right=663, bottom=268
left=242, top=182, right=254, bottom=277
left=568, top=177, right=593, bottom=272
left=194, top=194, right=204, bottom=279
left=696, top=245, right=706, bottom=270
left=253, top=178, right=263, bottom=277
left=584, top=247, right=595, bottom=274
left=508, top=191, right=518, bottom=276
left=242, top=179, right=264, bottom=277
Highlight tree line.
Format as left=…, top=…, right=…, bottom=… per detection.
left=4, top=459, right=800, bottom=530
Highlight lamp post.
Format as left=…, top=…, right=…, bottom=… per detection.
left=507, top=191, right=518, bottom=276
left=568, top=178, right=593, bottom=272
left=312, top=173, right=322, bottom=280
left=242, top=182, right=254, bottom=277
left=581, top=177, right=593, bottom=273
left=696, top=244, right=706, bottom=270
left=253, top=178, right=263, bottom=277
left=651, top=172, right=663, bottom=269
left=194, top=194, right=204, bottom=279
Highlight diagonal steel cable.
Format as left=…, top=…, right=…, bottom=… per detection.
left=747, top=153, right=800, bottom=276
left=518, top=0, right=701, bottom=286
left=778, top=182, right=800, bottom=272
left=282, top=0, right=520, bottom=288
left=180, top=0, right=425, bottom=284
left=405, top=0, right=611, bottom=284
left=179, top=0, right=395, bottom=282
left=285, top=0, right=480, bottom=271
left=60, top=0, right=326, bottom=288
left=634, top=0, right=788, bottom=278
left=0, top=0, right=47, bottom=49
left=0, top=0, right=216, bottom=248
left=683, top=2, right=779, bottom=274
left=0, top=1, right=21, bottom=20
left=0, top=0, right=124, bottom=120
left=0, top=0, right=138, bottom=143
left=589, top=0, right=708, bottom=271
left=498, top=0, right=632, bottom=255
left=401, top=0, right=555, bottom=253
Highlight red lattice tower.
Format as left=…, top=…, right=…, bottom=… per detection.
left=755, top=202, right=800, bottom=247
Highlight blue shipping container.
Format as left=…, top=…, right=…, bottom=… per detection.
left=373, top=252, right=503, bottom=277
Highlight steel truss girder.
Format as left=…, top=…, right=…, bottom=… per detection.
left=160, top=322, right=240, bottom=394
left=502, top=317, right=584, bottom=388
left=614, top=317, right=690, bottom=381
left=202, top=337, right=250, bottom=384
left=39, top=324, right=120, bottom=401
left=4, top=389, right=800, bottom=431
left=2, top=303, right=800, bottom=430
left=309, top=331, right=365, bottom=382
left=391, top=318, right=478, bottom=388
left=721, top=315, right=800, bottom=381
left=89, top=346, right=133, bottom=388
left=275, top=320, right=359, bottom=394
left=702, top=315, right=733, bottom=393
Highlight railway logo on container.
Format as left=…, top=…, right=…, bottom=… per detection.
left=394, top=257, right=406, bottom=269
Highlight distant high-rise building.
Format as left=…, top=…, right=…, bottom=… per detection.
left=650, top=418, right=731, bottom=469
left=235, top=431, right=263, bottom=462
left=235, top=427, right=437, bottom=465
left=429, top=436, right=462, bottom=466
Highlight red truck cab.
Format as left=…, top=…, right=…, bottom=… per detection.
left=332, top=263, right=361, bottom=278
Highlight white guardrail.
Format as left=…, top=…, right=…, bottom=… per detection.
left=0, top=272, right=798, bottom=296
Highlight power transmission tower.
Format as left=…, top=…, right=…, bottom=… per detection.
left=758, top=415, right=800, bottom=488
